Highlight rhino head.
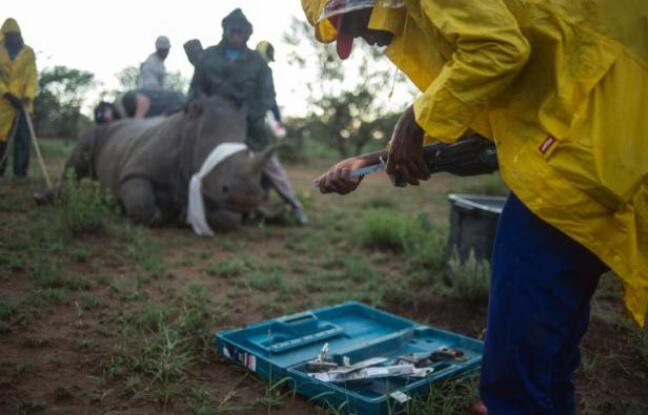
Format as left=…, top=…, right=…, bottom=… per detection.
left=183, top=96, right=270, bottom=229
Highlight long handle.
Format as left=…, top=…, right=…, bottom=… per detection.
left=22, top=107, right=53, bottom=190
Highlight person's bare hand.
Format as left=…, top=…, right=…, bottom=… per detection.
left=314, top=157, right=372, bottom=195
left=386, top=105, right=430, bottom=186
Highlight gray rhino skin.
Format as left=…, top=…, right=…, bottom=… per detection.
left=64, top=95, right=270, bottom=231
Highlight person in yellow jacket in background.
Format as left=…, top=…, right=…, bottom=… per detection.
left=302, top=0, right=647, bottom=413
left=0, top=18, right=37, bottom=180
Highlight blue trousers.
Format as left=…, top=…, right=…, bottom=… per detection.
left=480, top=193, right=608, bottom=414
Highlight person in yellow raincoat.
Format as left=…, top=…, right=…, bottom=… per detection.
left=302, top=0, right=647, bottom=413
left=0, top=18, right=37, bottom=179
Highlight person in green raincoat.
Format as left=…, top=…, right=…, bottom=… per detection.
left=189, top=8, right=275, bottom=152
left=189, top=9, right=308, bottom=224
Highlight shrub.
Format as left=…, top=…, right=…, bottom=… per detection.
left=246, top=269, right=286, bottom=291
left=445, top=250, right=491, bottom=304
left=356, top=209, right=410, bottom=251
left=61, top=171, right=114, bottom=234
left=356, top=209, right=447, bottom=272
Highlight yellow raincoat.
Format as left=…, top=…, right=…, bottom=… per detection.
left=0, top=18, right=38, bottom=142
left=302, top=0, right=648, bottom=326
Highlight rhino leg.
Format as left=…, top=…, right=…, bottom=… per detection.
left=120, top=178, right=163, bottom=225
left=206, top=209, right=242, bottom=232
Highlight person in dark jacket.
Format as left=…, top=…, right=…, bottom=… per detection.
left=188, top=8, right=275, bottom=151
left=189, top=9, right=307, bottom=225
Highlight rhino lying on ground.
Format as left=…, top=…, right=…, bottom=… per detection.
left=63, top=95, right=271, bottom=233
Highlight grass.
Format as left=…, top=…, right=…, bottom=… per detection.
left=102, top=283, right=219, bottom=408
left=0, top=288, right=68, bottom=332
left=61, top=170, right=116, bottom=234
left=0, top=138, right=646, bottom=414
left=22, top=335, right=50, bottom=348
left=355, top=209, right=447, bottom=275
left=246, top=269, right=287, bottom=291
left=356, top=209, right=410, bottom=251
left=189, top=387, right=216, bottom=415
left=78, top=292, right=100, bottom=311
left=205, top=258, right=251, bottom=278
left=405, top=376, right=480, bottom=415
left=443, top=250, right=491, bottom=304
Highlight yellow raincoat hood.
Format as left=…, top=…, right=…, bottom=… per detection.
left=1, top=18, right=21, bottom=35
left=302, top=0, right=648, bottom=327
left=301, top=0, right=337, bottom=43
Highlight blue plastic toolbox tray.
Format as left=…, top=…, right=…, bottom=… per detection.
left=215, top=302, right=483, bottom=415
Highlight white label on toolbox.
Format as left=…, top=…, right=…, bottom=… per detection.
left=248, top=355, right=257, bottom=372
left=391, top=391, right=411, bottom=404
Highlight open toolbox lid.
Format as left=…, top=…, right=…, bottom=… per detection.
left=216, top=302, right=483, bottom=414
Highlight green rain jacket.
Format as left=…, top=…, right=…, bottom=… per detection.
left=189, top=42, right=276, bottom=150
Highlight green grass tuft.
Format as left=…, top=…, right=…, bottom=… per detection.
left=444, top=250, right=491, bottom=304
left=61, top=171, right=115, bottom=235
left=205, top=258, right=251, bottom=278
left=356, top=209, right=447, bottom=273
left=247, top=269, right=286, bottom=291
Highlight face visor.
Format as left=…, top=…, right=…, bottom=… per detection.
left=317, top=0, right=404, bottom=59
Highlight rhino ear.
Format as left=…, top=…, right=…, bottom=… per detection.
left=251, top=145, right=274, bottom=174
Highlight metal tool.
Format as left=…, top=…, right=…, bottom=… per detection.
left=429, top=346, right=464, bottom=362
left=395, top=346, right=466, bottom=370
left=306, top=355, right=390, bottom=374
left=314, top=135, right=497, bottom=188
left=306, top=343, right=338, bottom=372
left=310, top=363, right=434, bottom=383
left=329, top=357, right=390, bottom=375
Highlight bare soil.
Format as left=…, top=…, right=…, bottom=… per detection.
left=0, top=145, right=646, bottom=415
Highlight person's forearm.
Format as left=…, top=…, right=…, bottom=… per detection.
left=354, top=149, right=387, bottom=166
left=134, top=94, right=151, bottom=118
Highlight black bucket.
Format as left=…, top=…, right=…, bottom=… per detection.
left=446, top=194, right=507, bottom=263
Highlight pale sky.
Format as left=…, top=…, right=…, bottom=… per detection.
left=3, top=0, right=312, bottom=116
left=4, top=0, right=414, bottom=117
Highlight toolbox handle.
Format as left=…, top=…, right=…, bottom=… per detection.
left=269, top=313, right=345, bottom=354
left=268, top=326, right=344, bottom=354
left=278, top=312, right=317, bottom=327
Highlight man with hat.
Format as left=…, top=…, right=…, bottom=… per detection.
left=0, top=18, right=37, bottom=180
left=139, top=35, right=170, bottom=90
left=190, top=9, right=307, bottom=225
left=189, top=9, right=274, bottom=152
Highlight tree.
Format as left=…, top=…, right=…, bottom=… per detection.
left=165, top=71, right=190, bottom=94
left=34, top=66, right=95, bottom=138
left=115, top=65, right=139, bottom=91
left=283, top=18, right=415, bottom=157
left=115, top=66, right=189, bottom=93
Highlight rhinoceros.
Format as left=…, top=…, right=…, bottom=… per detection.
left=63, top=95, right=271, bottom=232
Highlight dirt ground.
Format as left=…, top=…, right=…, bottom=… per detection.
left=0, top=139, right=646, bottom=415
